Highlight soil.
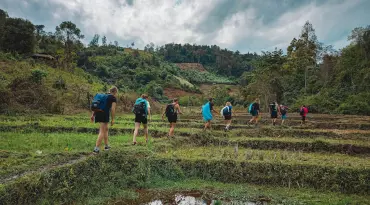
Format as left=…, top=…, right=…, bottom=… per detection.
left=176, top=63, right=206, bottom=72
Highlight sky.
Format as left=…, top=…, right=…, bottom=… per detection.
left=1, top=0, right=369, bottom=53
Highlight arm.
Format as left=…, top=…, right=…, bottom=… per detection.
left=162, top=108, right=166, bottom=120
left=176, top=104, right=183, bottom=114
left=148, top=107, right=152, bottom=121
left=90, top=111, right=95, bottom=123
left=110, top=102, right=116, bottom=126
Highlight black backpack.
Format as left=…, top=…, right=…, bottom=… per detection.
left=270, top=103, right=277, bottom=112
left=165, top=104, right=175, bottom=117
left=281, top=107, right=287, bottom=115
left=133, top=101, right=146, bottom=116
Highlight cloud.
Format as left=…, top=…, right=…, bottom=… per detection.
left=1, top=0, right=369, bottom=53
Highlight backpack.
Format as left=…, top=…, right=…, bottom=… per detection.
left=133, top=99, right=147, bottom=116
left=281, top=106, right=287, bottom=115
left=270, top=103, right=277, bottom=112
left=248, top=103, right=255, bottom=113
left=165, top=104, right=175, bottom=117
left=91, top=93, right=109, bottom=112
left=300, top=107, right=305, bottom=116
left=221, top=106, right=231, bottom=116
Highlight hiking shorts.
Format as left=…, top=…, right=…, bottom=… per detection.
left=251, top=111, right=258, bottom=117
left=167, top=115, right=177, bottom=123
left=95, top=112, right=109, bottom=123
left=135, top=115, right=148, bottom=124
left=281, top=114, right=287, bottom=120
left=271, top=111, right=278, bottom=118
left=224, top=115, right=232, bottom=120
left=301, top=115, right=306, bottom=121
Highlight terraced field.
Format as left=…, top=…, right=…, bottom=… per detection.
left=0, top=111, right=369, bottom=204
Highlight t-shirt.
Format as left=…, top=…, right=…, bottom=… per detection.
left=253, top=103, right=260, bottom=111
left=104, top=94, right=117, bottom=112
left=301, top=107, right=309, bottom=116
left=147, top=101, right=151, bottom=109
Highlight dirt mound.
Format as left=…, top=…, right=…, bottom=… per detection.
left=164, top=88, right=201, bottom=99
left=176, top=63, right=206, bottom=72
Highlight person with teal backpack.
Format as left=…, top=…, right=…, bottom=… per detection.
left=90, top=86, right=118, bottom=154
left=132, top=94, right=151, bottom=145
left=248, top=98, right=261, bottom=126
left=202, top=98, right=218, bottom=130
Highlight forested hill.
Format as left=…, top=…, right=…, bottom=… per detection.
left=0, top=8, right=370, bottom=115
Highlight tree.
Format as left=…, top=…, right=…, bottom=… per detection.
left=55, top=21, right=84, bottom=69
left=89, top=34, right=100, bottom=47
left=102, top=36, right=107, bottom=46
left=0, top=9, right=9, bottom=50
left=114, top=41, right=119, bottom=47
left=1, top=17, right=35, bottom=54
left=131, top=42, right=135, bottom=47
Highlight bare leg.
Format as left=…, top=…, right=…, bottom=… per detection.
left=143, top=124, right=148, bottom=143
left=169, top=123, right=176, bottom=136
left=96, top=123, right=107, bottom=147
left=133, top=122, right=141, bottom=143
left=103, top=123, right=109, bottom=145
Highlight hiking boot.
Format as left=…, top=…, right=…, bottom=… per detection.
left=104, top=146, right=111, bottom=151
left=93, top=148, right=99, bottom=154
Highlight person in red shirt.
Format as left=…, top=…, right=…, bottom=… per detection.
left=300, top=105, right=309, bottom=125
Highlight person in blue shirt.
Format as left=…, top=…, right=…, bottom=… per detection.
left=202, top=98, right=218, bottom=130
left=132, top=94, right=151, bottom=145
left=221, top=102, right=232, bottom=131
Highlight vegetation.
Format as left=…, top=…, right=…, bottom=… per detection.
left=1, top=112, right=369, bottom=204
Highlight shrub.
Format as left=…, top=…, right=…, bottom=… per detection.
left=30, top=69, right=48, bottom=84
left=337, top=93, right=370, bottom=115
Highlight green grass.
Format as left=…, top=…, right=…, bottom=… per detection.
left=158, top=146, right=370, bottom=168
left=1, top=112, right=370, bottom=204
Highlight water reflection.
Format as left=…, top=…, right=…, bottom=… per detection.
left=144, top=194, right=258, bottom=205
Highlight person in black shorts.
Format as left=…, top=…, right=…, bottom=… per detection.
left=269, top=101, right=280, bottom=126
left=133, top=94, right=151, bottom=145
left=162, top=98, right=182, bottom=137
left=91, top=86, right=118, bottom=154
left=249, top=98, right=261, bottom=126
left=221, top=102, right=232, bottom=131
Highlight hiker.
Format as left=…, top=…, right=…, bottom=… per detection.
left=300, top=105, right=309, bottom=125
left=248, top=98, right=261, bottom=125
left=202, top=98, right=217, bottom=130
left=220, top=102, right=232, bottom=131
left=280, top=105, right=289, bottom=125
left=162, top=98, right=183, bottom=137
left=132, top=94, right=151, bottom=145
left=269, top=101, right=280, bottom=126
left=91, top=86, right=118, bottom=154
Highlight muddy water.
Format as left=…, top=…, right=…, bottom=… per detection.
left=145, top=193, right=258, bottom=205
left=112, top=190, right=266, bottom=205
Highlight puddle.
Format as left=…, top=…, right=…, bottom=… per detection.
left=144, top=193, right=258, bottom=205
left=112, top=190, right=267, bottom=205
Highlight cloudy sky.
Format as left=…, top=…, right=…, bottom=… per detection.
left=1, top=0, right=369, bottom=53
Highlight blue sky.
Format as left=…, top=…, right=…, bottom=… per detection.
left=1, top=0, right=369, bottom=53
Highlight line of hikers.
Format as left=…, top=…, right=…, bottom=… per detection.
left=90, top=87, right=309, bottom=154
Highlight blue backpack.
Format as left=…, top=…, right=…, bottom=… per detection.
left=248, top=103, right=254, bottom=113
left=222, top=106, right=231, bottom=116
left=91, top=93, right=109, bottom=112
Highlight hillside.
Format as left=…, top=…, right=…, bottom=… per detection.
left=176, top=63, right=206, bottom=72
left=0, top=56, right=103, bottom=114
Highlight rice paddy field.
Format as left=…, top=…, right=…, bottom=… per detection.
left=0, top=111, right=369, bottom=205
